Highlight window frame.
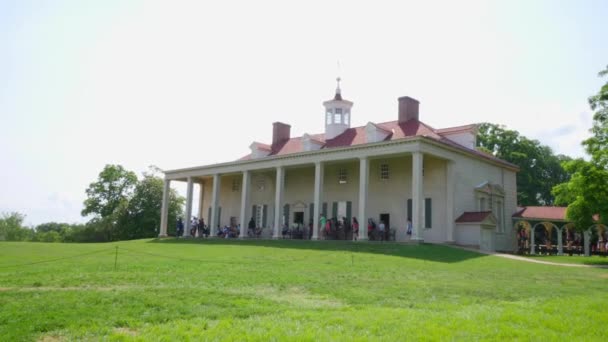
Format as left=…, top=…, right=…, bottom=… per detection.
left=380, top=163, right=389, bottom=180
left=338, top=168, right=348, bottom=184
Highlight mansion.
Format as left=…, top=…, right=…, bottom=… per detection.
left=159, top=81, right=519, bottom=251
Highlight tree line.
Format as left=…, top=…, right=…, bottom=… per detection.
left=0, top=166, right=184, bottom=242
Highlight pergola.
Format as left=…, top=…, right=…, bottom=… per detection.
left=512, top=206, right=606, bottom=257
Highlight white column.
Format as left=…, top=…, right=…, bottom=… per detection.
left=412, top=152, right=424, bottom=242
left=198, top=181, right=205, bottom=219
left=159, top=179, right=170, bottom=237
left=445, top=161, right=455, bottom=243
left=583, top=229, right=591, bottom=257
left=530, top=229, right=535, bottom=254
left=557, top=227, right=563, bottom=255
left=358, top=157, right=369, bottom=241
left=312, top=162, right=324, bottom=240
left=209, top=174, right=220, bottom=237
left=273, top=166, right=284, bottom=239
left=183, top=177, right=194, bottom=237
left=239, top=170, right=250, bottom=239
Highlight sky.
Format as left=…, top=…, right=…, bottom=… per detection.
left=1, top=0, right=607, bottom=226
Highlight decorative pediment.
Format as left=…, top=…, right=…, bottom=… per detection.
left=291, top=200, right=308, bottom=210
left=475, top=181, right=505, bottom=197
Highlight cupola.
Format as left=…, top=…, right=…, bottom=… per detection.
left=323, top=77, right=353, bottom=140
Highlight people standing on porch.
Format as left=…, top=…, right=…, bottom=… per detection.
left=320, top=214, right=327, bottom=239
left=378, top=221, right=386, bottom=241
left=248, top=217, right=256, bottom=237
left=352, top=217, right=359, bottom=241
left=190, top=217, right=197, bottom=237
left=198, top=217, right=208, bottom=237
left=308, top=219, right=313, bottom=240
left=406, top=218, right=412, bottom=237
left=176, top=217, right=184, bottom=237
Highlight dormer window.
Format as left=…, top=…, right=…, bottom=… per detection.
left=326, top=110, right=332, bottom=125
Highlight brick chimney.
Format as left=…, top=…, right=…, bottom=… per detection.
left=398, top=96, right=420, bottom=123
left=272, top=122, right=291, bottom=145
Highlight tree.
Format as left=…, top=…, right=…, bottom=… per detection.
left=119, top=171, right=184, bottom=240
left=477, top=123, right=572, bottom=205
left=82, top=165, right=138, bottom=219
left=553, top=65, right=608, bottom=230
left=583, top=66, right=608, bottom=167
left=0, top=212, right=33, bottom=241
left=81, top=165, right=184, bottom=241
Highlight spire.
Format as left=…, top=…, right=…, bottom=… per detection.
left=334, top=76, right=343, bottom=101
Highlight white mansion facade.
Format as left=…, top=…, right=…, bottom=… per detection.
left=159, top=81, right=519, bottom=251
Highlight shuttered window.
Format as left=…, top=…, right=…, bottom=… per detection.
left=283, top=204, right=290, bottom=227
left=309, top=203, right=314, bottom=224
left=424, top=198, right=432, bottom=228
left=407, top=199, right=412, bottom=221
left=346, top=201, right=352, bottom=222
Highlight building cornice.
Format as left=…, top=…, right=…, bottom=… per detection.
left=164, top=135, right=519, bottom=181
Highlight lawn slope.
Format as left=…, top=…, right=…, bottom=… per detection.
left=0, top=239, right=607, bottom=341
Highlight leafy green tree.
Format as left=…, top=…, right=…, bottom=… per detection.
left=552, top=66, right=608, bottom=230
left=583, top=66, right=608, bottom=167
left=81, top=165, right=184, bottom=241
left=477, top=123, right=571, bottom=205
left=0, top=212, right=33, bottom=241
left=81, top=165, right=137, bottom=219
left=119, top=171, right=184, bottom=240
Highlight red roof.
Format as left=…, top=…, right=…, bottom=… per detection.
left=512, top=206, right=567, bottom=221
left=455, top=211, right=493, bottom=223
left=241, top=119, right=517, bottom=169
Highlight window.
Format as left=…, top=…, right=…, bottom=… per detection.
left=254, top=205, right=262, bottom=228
left=496, top=201, right=503, bottom=233
left=334, top=113, right=341, bottom=124
left=253, top=204, right=267, bottom=228
left=232, top=178, right=240, bottom=192
left=479, top=197, right=486, bottom=211
left=256, top=177, right=265, bottom=191
left=326, top=110, right=332, bottom=125
left=335, top=108, right=342, bottom=114
left=424, top=198, right=432, bottom=228
left=338, top=168, right=347, bottom=184
left=344, top=112, right=350, bottom=125
left=380, top=163, right=389, bottom=180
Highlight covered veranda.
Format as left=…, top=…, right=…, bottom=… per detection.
left=512, top=206, right=607, bottom=257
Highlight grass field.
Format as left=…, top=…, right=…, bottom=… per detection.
left=1, top=239, right=607, bottom=341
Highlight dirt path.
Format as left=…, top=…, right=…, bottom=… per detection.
left=449, top=245, right=608, bottom=269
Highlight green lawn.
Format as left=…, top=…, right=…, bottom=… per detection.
left=1, top=239, right=607, bottom=341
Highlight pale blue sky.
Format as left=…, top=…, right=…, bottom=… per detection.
left=1, top=0, right=607, bottom=225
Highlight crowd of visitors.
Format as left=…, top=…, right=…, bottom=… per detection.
left=175, top=214, right=417, bottom=241
left=175, top=217, right=209, bottom=238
